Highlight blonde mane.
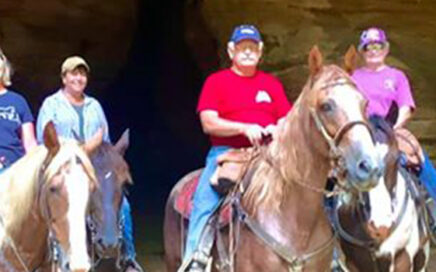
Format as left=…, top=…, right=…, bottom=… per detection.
left=0, top=140, right=96, bottom=242
left=244, top=65, right=351, bottom=214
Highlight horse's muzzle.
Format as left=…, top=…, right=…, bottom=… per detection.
left=350, top=156, right=383, bottom=190
left=367, top=220, right=392, bottom=244
left=96, top=237, right=120, bottom=259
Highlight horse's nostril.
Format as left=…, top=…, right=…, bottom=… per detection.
left=358, top=160, right=372, bottom=174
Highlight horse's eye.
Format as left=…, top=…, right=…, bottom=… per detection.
left=49, top=186, right=59, bottom=193
left=320, top=102, right=334, bottom=112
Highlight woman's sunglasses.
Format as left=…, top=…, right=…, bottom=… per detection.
left=363, top=43, right=386, bottom=52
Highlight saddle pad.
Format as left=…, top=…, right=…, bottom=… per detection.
left=174, top=173, right=232, bottom=226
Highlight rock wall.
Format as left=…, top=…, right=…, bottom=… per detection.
left=0, top=0, right=137, bottom=108
left=184, top=0, right=436, bottom=159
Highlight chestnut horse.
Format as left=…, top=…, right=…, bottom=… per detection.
left=87, top=129, right=133, bottom=271
left=333, top=116, right=430, bottom=271
left=164, top=46, right=384, bottom=272
left=0, top=122, right=99, bottom=272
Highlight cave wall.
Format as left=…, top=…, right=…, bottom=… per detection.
left=183, top=0, right=436, bottom=158
left=0, top=0, right=137, bottom=109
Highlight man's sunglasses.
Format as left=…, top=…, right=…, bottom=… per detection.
left=363, top=43, right=386, bottom=52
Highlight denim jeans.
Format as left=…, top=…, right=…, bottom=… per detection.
left=184, top=146, right=230, bottom=261
left=120, top=195, right=136, bottom=260
left=419, top=151, right=436, bottom=201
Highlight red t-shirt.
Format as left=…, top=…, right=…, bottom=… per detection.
left=197, top=69, right=292, bottom=148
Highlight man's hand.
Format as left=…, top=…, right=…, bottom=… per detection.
left=264, top=124, right=277, bottom=139
left=243, top=124, right=265, bottom=145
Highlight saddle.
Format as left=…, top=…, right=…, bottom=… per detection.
left=394, top=128, right=424, bottom=168
left=210, top=148, right=253, bottom=194
left=174, top=171, right=233, bottom=227
left=174, top=148, right=255, bottom=227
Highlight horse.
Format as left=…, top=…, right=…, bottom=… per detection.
left=87, top=129, right=133, bottom=271
left=0, top=121, right=100, bottom=272
left=333, top=115, right=430, bottom=272
left=164, top=45, right=385, bottom=272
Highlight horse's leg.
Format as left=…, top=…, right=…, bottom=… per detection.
left=345, top=259, right=360, bottom=272
left=164, top=193, right=184, bottom=272
left=392, top=249, right=412, bottom=272
left=412, top=242, right=429, bottom=272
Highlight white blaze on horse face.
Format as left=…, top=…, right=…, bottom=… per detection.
left=333, top=85, right=378, bottom=160
left=65, top=158, right=91, bottom=271
left=368, top=143, right=393, bottom=229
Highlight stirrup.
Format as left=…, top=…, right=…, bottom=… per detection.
left=120, top=258, right=144, bottom=272
left=178, top=252, right=209, bottom=272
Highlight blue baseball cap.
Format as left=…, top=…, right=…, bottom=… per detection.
left=229, top=24, right=262, bottom=43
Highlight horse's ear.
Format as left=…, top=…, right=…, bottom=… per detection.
left=43, top=121, right=60, bottom=156
left=308, top=45, right=323, bottom=76
left=385, top=101, right=399, bottom=127
left=344, top=45, right=357, bottom=75
left=115, top=129, right=130, bottom=156
left=83, top=127, right=104, bottom=154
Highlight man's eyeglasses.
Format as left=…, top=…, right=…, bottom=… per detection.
left=235, top=41, right=261, bottom=52
left=363, top=43, right=385, bottom=52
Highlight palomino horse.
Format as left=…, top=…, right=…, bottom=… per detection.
left=87, top=129, right=133, bottom=271
left=164, top=46, right=384, bottom=272
left=333, top=116, right=430, bottom=272
left=0, top=122, right=99, bottom=272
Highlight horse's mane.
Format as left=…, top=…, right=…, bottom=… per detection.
left=0, top=140, right=96, bottom=240
left=244, top=65, right=352, bottom=214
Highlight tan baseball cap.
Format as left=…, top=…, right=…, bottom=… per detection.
left=61, top=56, right=90, bottom=75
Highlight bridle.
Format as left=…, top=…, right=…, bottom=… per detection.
left=38, top=156, right=83, bottom=272
left=86, top=212, right=123, bottom=270
left=0, top=156, right=75, bottom=272
left=87, top=171, right=124, bottom=271
left=309, top=78, right=374, bottom=189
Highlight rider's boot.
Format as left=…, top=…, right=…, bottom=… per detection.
left=179, top=216, right=217, bottom=272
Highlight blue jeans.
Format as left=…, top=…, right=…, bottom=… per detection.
left=419, top=151, right=436, bottom=201
left=120, top=195, right=136, bottom=260
left=184, top=146, right=230, bottom=261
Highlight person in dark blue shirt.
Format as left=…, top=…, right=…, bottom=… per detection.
left=0, top=50, right=37, bottom=173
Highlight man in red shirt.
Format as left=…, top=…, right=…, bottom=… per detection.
left=181, top=24, right=291, bottom=272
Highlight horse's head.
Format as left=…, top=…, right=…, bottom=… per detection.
left=305, top=45, right=384, bottom=191
left=40, top=122, right=100, bottom=272
left=362, top=116, right=401, bottom=243
left=88, top=129, right=132, bottom=260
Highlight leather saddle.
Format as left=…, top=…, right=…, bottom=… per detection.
left=174, top=148, right=255, bottom=227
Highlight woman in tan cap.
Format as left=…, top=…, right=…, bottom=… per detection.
left=0, top=49, right=37, bottom=174
left=36, top=56, right=143, bottom=272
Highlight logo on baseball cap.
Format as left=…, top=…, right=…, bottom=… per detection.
left=358, top=27, right=388, bottom=50
left=230, top=24, right=262, bottom=44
